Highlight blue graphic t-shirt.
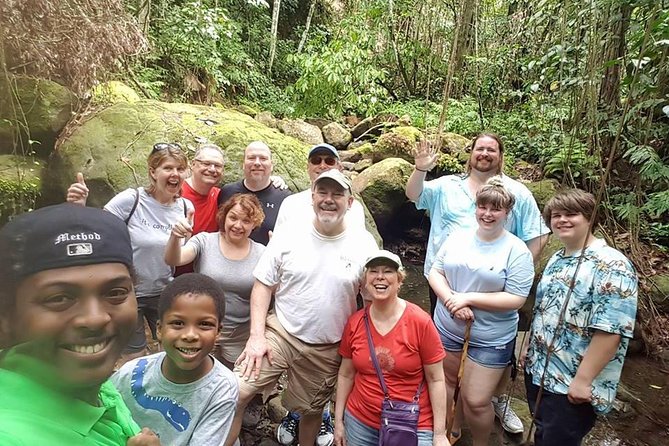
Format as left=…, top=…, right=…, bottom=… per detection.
left=111, top=352, right=238, bottom=446
left=525, top=239, right=638, bottom=414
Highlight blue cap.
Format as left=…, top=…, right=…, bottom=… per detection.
left=308, top=143, right=339, bottom=159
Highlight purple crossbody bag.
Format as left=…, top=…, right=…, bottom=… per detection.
left=363, top=310, right=423, bottom=446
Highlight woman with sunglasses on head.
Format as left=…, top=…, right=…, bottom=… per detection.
left=164, top=193, right=266, bottom=370
left=66, top=143, right=194, bottom=361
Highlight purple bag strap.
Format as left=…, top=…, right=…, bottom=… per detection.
left=363, top=308, right=424, bottom=401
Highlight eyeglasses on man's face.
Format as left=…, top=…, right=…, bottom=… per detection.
left=309, top=155, right=337, bottom=166
left=194, top=158, right=224, bottom=170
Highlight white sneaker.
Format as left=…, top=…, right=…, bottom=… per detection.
left=492, top=395, right=524, bottom=434
left=276, top=411, right=299, bottom=445
left=316, top=415, right=334, bottom=446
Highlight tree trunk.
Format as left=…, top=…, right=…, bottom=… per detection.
left=598, top=1, right=631, bottom=110
left=388, top=0, right=413, bottom=96
left=268, top=0, right=281, bottom=74
left=297, top=0, right=316, bottom=54
left=137, top=0, right=151, bottom=35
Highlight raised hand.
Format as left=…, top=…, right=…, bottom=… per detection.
left=66, top=172, right=89, bottom=206
left=412, top=139, right=439, bottom=172
left=171, top=208, right=194, bottom=239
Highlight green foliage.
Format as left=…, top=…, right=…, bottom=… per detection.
left=287, top=13, right=388, bottom=117
left=544, top=138, right=599, bottom=181
left=436, top=153, right=464, bottom=175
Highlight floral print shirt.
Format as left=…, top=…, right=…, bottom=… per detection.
left=526, top=239, right=638, bottom=414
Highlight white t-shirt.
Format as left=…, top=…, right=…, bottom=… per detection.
left=105, top=187, right=194, bottom=298
left=274, top=189, right=366, bottom=235
left=253, top=221, right=378, bottom=344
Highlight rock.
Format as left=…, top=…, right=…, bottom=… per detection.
left=0, top=154, right=45, bottom=224
left=255, top=111, right=277, bottom=129
left=304, top=117, right=331, bottom=129
left=369, top=132, right=415, bottom=163
left=44, top=100, right=311, bottom=208
left=277, top=118, right=323, bottom=145
left=353, top=158, right=373, bottom=172
left=438, top=132, right=470, bottom=157
left=0, top=76, right=79, bottom=156
left=649, top=275, right=669, bottom=313
left=397, top=114, right=412, bottom=126
left=346, top=140, right=369, bottom=152
left=340, top=161, right=355, bottom=171
left=266, top=395, right=287, bottom=423
left=234, top=104, right=258, bottom=117
left=322, top=122, right=352, bottom=150
left=338, top=148, right=363, bottom=163
left=350, top=113, right=398, bottom=139
left=524, top=179, right=559, bottom=212
left=352, top=158, right=414, bottom=230
left=90, top=81, right=141, bottom=106
left=391, top=126, right=423, bottom=143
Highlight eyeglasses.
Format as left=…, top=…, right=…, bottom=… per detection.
left=194, top=159, right=224, bottom=170
left=309, top=156, right=337, bottom=166
left=151, top=142, right=183, bottom=155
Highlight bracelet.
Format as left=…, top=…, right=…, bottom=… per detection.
left=415, top=167, right=429, bottom=172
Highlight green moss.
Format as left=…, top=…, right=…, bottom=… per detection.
left=436, top=153, right=464, bottom=174
left=391, top=126, right=423, bottom=142
left=90, top=81, right=141, bottom=106
left=0, top=154, right=44, bottom=223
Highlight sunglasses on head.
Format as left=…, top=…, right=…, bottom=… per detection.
left=309, top=155, right=337, bottom=166
left=151, top=142, right=183, bottom=155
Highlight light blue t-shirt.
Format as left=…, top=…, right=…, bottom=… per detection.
left=525, top=239, right=638, bottom=414
left=416, top=174, right=549, bottom=277
left=433, top=229, right=534, bottom=347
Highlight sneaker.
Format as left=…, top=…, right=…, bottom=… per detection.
left=492, top=395, right=524, bottom=434
left=276, top=411, right=299, bottom=445
left=316, top=415, right=334, bottom=446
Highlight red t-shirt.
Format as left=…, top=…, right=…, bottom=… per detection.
left=177, top=181, right=221, bottom=275
left=339, top=302, right=446, bottom=430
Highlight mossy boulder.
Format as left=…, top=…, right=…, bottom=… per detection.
left=45, top=100, right=311, bottom=208
left=391, top=126, right=423, bottom=142
left=322, top=122, right=352, bottom=150
left=525, top=178, right=559, bottom=211
left=650, top=275, right=669, bottom=313
left=367, top=132, right=415, bottom=163
left=439, top=132, right=470, bottom=157
left=0, top=154, right=45, bottom=224
left=352, top=158, right=414, bottom=230
left=90, top=81, right=141, bottom=106
left=0, top=76, right=79, bottom=156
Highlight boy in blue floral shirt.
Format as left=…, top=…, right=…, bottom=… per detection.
left=522, top=189, right=638, bottom=446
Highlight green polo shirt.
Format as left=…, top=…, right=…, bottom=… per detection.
left=0, top=346, right=141, bottom=445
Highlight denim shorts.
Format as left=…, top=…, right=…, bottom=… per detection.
left=344, top=409, right=433, bottom=446
left=441, top=334, right=515, bottom=369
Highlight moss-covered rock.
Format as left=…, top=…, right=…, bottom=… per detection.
left=0, top=154, right=45, bottom=223
left=368, top=132, right=415, bottom=163
left=322, top=122, right=352, bottom=150
left=0, top=76, right=79, bottom=156
left=352, top=158, right=414, bottom=229
left=650, top=275, right=669, bottom=313
left=90, top=81, right=141, bottom=106
left=277, top=118, right=323, bottom=145
left=45, top=100, right=311, bottom=208
left=439, top=132, right=470, bottom=156
left=391, top=126, right=423, bottom=142
left=525, top=179, right=559, bottom=211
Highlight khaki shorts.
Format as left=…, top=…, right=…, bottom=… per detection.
left=236, top=313, right=341, bottom=415
left=215, top=321, right=251, bottom=364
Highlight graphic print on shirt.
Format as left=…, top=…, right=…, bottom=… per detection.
left=131, top=358, right=191, bottom=432
left=374, top=345, right=395, bottom=372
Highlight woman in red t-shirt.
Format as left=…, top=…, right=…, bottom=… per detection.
left=334, top=250, right=449, bottom=446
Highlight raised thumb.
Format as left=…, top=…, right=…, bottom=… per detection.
left=76, top=172, right=86, bottom=185
left=187, top=208, right=195, bottom=225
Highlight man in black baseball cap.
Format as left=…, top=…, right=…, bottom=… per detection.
left=0, top=203, right=159, bottom=445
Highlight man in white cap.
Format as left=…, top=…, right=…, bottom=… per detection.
left=224, top=170, right=378, bottom=446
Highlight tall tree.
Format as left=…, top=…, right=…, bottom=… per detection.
left=268, top=0, right=281, bottom=74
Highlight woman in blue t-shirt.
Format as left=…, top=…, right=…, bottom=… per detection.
left=428, top=177, right=534, bottom=446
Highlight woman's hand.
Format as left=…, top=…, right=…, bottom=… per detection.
left=413, top=139, right=439, bottom=172
left=333, top=420, right=347, bottom=446
left=453, top=306, right=474, bottom=321
left=171, top=208, right=194, bottom=239
left=66, top=172, right=89, bottom=206
left=443, top=291, right=469, bottom=314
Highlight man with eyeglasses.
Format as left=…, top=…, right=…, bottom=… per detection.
left=274, top=143, right=365, bottom=235
left=217, top=141, right=292, bottom=246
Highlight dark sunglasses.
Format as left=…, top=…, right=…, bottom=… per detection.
left=309, top=155, right=337, bottom=166
left=151, top=142, right=183, bottom=155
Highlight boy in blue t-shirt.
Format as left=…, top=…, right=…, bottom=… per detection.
left=522, top=189, right=638, bottom=446
left=112, top=273, right=239, bottom=446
